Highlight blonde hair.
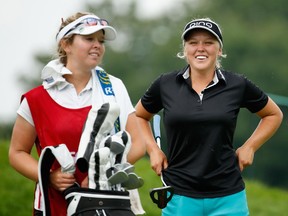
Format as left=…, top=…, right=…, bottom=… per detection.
left=177, top=18, right=227, bottom=69
left=56, top=12, right=93, bottom=65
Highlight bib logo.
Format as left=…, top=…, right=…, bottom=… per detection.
left=104, top=87, right=114, bottom=95
left=96, top=70, right=115, bottom=96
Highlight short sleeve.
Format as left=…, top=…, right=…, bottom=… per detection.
left=17, top=97, right=35, bottom=126
left=242, top=77, right=268, bottom=113
left=141, top=75, right=163, bottom=114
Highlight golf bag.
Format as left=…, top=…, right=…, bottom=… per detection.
left=63, top=186, right=134, bottom=216
left=38, top=102, right=143, bottom=216
left=39, top=145, right=135, bottom=216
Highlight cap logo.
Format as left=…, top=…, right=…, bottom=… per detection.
left=187, top=21, right=213, bottom=30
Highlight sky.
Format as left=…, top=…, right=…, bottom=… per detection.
left=0, top=0, right=181, bottom=123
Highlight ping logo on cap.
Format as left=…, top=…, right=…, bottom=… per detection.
left=187, top=21, right=213, bottom=30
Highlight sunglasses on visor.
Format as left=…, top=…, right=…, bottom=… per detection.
left=64, top=18, right=109, bottom=37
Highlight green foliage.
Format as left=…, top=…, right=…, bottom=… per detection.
left=0, top=123, right=13, bottom=140
left=1, top=140, right=288, bottom=216
left=0, top=140, right=35, bottom=215
left=246, top=180, right=288, bottom=215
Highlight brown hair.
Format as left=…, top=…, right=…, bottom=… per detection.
left=56, top=12, right=93, bottom=65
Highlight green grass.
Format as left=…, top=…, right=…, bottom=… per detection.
left=1, top=140, right=288, bottom=216
left=0, top=140, right=35, bottom=215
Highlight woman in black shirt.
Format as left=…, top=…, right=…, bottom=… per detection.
left=135, top=18, right=283, bottom=216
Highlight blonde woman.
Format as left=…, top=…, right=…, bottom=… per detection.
left=135, top=18, right=283, bottom=216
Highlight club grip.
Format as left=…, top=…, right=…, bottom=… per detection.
left=153, top=115, right=161, bottom=147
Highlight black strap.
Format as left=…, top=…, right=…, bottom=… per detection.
left=38, top=148, right=56, bottom=216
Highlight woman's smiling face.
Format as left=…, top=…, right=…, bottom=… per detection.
left=184, top=29, right=222, bottom=72
left=65, top=30, right=106, bottom=71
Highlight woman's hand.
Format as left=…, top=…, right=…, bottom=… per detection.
left=236, top=145, right=255, bottom=172
left=149, top=148, right=168, bottom=176
left=236, top=97, right=283, bottom=172
left=81, top=176, right=89, bottom=188
left=49, top=168, right=76, bottom=192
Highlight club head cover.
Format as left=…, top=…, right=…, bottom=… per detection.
left=109, top=138, right=125, bottom=155
left=50, top=144, right=75, bottom=174
left=102, top=133, right=125, bottom=166
left=114, top=131, right=131, bottom=164
left=76, top=102, right=120, bottom=172
left=88, top=147, right=111, bottom=190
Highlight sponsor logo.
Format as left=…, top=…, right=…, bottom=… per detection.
left=189, top=21, right=213, bottom=29
left=45, top=76, right=54, bottom=84
left=96, top=70, right=114, bottom=96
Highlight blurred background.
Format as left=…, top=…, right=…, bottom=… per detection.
left=0, top=0, right=288, bottom=214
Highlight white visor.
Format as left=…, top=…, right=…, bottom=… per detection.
left=56, top=15, right=117, bottom=43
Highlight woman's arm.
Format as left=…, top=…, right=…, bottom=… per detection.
left=9, top=114, right=39, bottom=181
left=126, top=112, right=146, bottom=164
left=135, top=100, right=168, bottom=175
left=9, top=114, right=76, bottom=191
left=236, top=97, right=283, bottom=171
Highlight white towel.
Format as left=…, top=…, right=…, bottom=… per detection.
left=129, top=189, right=146, bottom=215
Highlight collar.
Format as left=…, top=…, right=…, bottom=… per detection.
left=48, top=75, right=93, bottom=93
left=177, top=66, right=226, bottom=85
left=41, top=59, right=72, bottom=89
left=41, top=59, right=94, bottom=92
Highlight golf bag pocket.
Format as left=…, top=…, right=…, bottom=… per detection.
left=64, top=187, right=135, bottom=216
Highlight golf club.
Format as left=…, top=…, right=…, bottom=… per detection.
left=149, top=114, right=174, bottom=209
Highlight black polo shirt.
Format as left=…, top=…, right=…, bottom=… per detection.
left=141, top=65, right=268, bottom=198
